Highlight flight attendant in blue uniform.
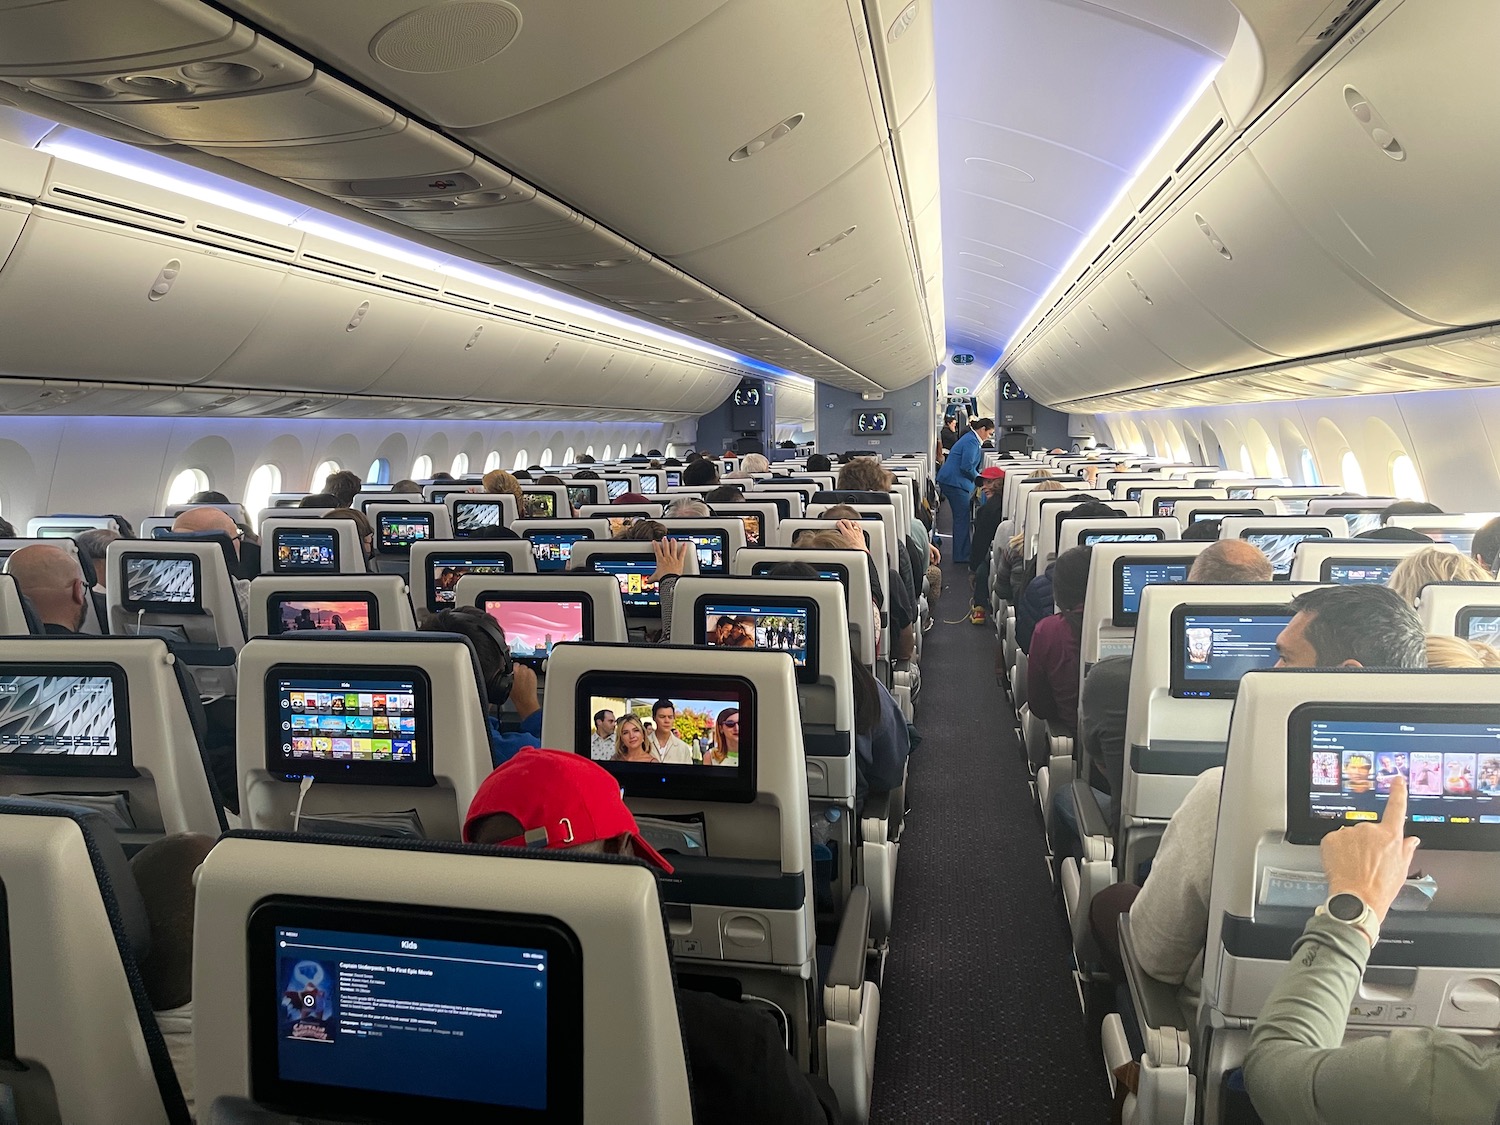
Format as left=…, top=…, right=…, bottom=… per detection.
left=935, top=417, right=995, bottom=562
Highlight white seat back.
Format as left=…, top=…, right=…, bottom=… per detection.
left=246, top=574, right=417, bottom=636
left=1175, top=498, right=1288, bottom=528
left=1079, top=542, right=1209, bottom=672
left=1290, top=538, right=1453, bottom=583
left=1137, top=486, right=1228, bottom=520
left=0, top=572, right=32, bottom=635
left=568, top=540, right=699, bottom=628
left=444, top=492, right=518, bottom=535
left=1037, top=500, right=1141, bottom=563
left=732, top=547, right=878, bottom=669
left=654, top=518, right=748, bottom=575
left=261, top=517, right=368, bottom=576
left=452, top=573, right=630, bottom=645
left=1418, top=582, right=1500, bottom=644
left=1060, top=517, right=1180, bottom=554
left=709, top=502, right=780, bottom=548
left=408, top=539, right=539, bottom=614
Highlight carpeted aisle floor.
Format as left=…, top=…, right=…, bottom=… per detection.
left=867, top=511, right=1112, bottom=1124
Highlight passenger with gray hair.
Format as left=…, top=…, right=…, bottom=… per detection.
left=664, top=497, right=711, bottom=519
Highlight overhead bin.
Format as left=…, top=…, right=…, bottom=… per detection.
left=0, top=207, right=282, bottom=384
left=1248, top=0, right=1500, bottom=329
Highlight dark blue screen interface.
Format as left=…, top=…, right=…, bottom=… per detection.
left=1116, top=561, right=1190, bottom=617
left=529, top=532, right=588, bottom=573
left=1326, top=561, right=1398, bottom=585
left=1178, top=614, right=1291, bottom=696
left=274, top=924, right=549, bottom=1109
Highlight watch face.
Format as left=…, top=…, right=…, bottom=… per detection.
left=1328, top=892, right=1366, bottom=921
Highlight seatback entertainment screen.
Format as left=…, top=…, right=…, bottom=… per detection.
left=1170, top=607, right=1294, bottom=699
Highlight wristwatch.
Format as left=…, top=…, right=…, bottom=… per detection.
left=1316, top=892, right=1380, bottom=948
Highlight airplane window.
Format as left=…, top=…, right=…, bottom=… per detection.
left=1266, top=445, right=1284, bottom=480
left=451, top=453, right=470, bottom=476
left=411, top=455, right=433, bottom=479
left=166, top=467, right=210, bottom=506
left=1340, top=450, right=1366, bottom=493
left=1391, top=454, right=1425, bottom=501
left=635, top=443, right=643, bottom=455
left=603, top=445, right=613, bottom=460
left=1239, top=445, right=1254, bottom=476
left=244, top=464, right=281, bottom=530
left=1299, top=448, right=1320, bottom=485
left=513, top=449, right=529, bottom=471
left=484, top=451, right=501, bottom=473
left=585, top=446, right=595, bottom=457
left=365, top=458, right=390, bottom=485
left=311, top=460, right=341, bottom=490
left=564, top=447, right=576, bottom=463
left=539, top=448, right=554, bottom=465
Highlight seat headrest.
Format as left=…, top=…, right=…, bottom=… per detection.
left=0, top=797, right=153, bottom=959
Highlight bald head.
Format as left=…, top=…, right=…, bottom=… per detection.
left=6, top=544, right=87, bottom=632
left=1188, top=538, right=1273, bottom=584
left=172, top=507, right=241, bottom=557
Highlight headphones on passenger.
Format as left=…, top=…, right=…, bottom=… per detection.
left=433, top=607, right=514, bottom=709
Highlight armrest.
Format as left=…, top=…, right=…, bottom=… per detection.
left=861, top=788, right=894, bottom=825
left=1118, top=914, right=1192, bottom=1053
left=826, top=884, right=871, bottom=992
left=1070, top=778, right=1110, bottom=840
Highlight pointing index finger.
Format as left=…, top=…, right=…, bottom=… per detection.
left=1382, top=774, right=1410, bottom=834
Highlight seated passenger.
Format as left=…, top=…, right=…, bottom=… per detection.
left=727, top=452, right=770, bottom=478
left=323, top=470, right=362, bottom=509
left=665, top=498, right=711, bottom=518
left=389, top=478, right=424, bottom=494
left=171, top=505, right=252, bottom=614
left=1387, top=545, right=1492, bottom=606
left=1095, top=585, right=1426, bottom=1020
left=823, top=510, right=917, bottom=662
left=682, top=458, right=720, bottom=487
left=481, top=469, right=524, bottom=510
left=1180, top=518, right=1222, bottom=541
left=1425, top=633, right=1500, bottom=668
left=461, top=748, right=840, bottom=1124
left=1014, top=499, right=1120, bottom=652
left=1243, top=779, right=1500, bottom=1124
left=789, top=529, right=889, bottom=655
left=1027, top=545, right=1091, bottom=739
left=616, top=519, right=666, bottom=542
left=1380, top=499, right=1443, bottom=523
left=76, top=526, right=120, bottom=630
left=1472, top=516, right=1500, bottom=575
left=6, top=543, right=91, bottom=633
left=420, top=607, right=540, bottom=767
left=297, top=492, right=341, bottom=509
left=323, top=507, right=374, bottom=563
left=0, top=516, right=13, bottom=538
left=805, top=453, right=832, bottom=474
left=131, top=832, right=218, bottom=1119
left=851, top=640, right=913, bottom=808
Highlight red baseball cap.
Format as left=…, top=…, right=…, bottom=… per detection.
left=612, top=492, right=653, bottom=505
left=978, top=466, right=1006, bottom=480
left=463, top=748, right=673, bottom=873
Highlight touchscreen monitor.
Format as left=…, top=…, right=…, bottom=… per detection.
left=589, top=557, right=662, bottom=616
left=1125, top=487, right=1146, bottom=502
left=428, top=554, right=514, bottom=607
left=36, top=525, right=95, bottom=538
left=122, top=553, right=200, bottom=612
left=606, top=516, right=642, bottom=538
left=0, top=665, right=133, bottom=777
left=518, top=493, right=556, bottom=519
left=265, top=667, right=433, bottom=786
left=749, top=560, right=850, bottom=594
left=479, top=596, right=591, bottom=667
left=1110, top=558, right=1193, bottom=627
left=377, top=512, right=433, bottom=553
left=667, top=532, right=727, bottom=574
left=451, top=500, right=504, bottom=535
left=1288, top=703, right=1500, bottom=850
left=248, top=899, right=581, bottom=1122
left=527, top=531, right=591, bottom=574
left=273, top=529, right=340, bottom=574
left=604, top=479, right=629, bottom=500
left=695, top=597, right=818, bottom=682
left=1080, top=530, right=1164, bottom=548
left=1242, top=529, right=1332, bottom=577
left=565, top=486, right=594, bottom=512
left=576, top=671, right=755, bottom=801
left=268, top=595, right=376, bottom=635
left=1192, top=507, right=1266, bottom=524
left=1322, top=560, right=1399, bottom=586
left=1458, top=609, right=1500, bottom=648
left=665, top=470, right=682, bottom=488
left=1170, top=607, right=1293, bottom=699
left=737, top=514, right=762, bottom=546
left=637, top=474, right=659, bottom=496
left=1421, top=526, right=1478, bottom=554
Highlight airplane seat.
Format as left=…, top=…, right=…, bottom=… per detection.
left=234, top=633, right=494, bottom=841
left=569, top=539, right=700, bottom=639
left=191, top=832, right=693, bottom=1124
left=667, top=576, right=899, bottom=942
left=0, top=637, right=227, bottom=841
left=364, top=504, right=454, bottom=578
left=732, top=547, right=878, bottom=674
left=1190, top=669, right=1500, bottom=1120
left=410, top=537, right=542, bottom=619
left=0, top=798, right=191, bottom=1124
left=777, top=518, right=895, bottom=664
left=1417, top=581, right=1500, bottom=640
left=245, top=574, right=417, bottom=637
left=0, top=572, right=35, bottom=635
left=443, top=491, right=517, bottom=537
left=105, top=540, right=247, bottom=701
left=540, top=642, right=879, bottom=1123
left=259, top=517, right=370, bottom=577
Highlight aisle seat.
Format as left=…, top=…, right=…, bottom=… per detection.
left=192, top=833, right=693, bottom=1124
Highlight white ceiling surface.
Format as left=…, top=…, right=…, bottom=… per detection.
left=933, top=0, right=1238, bottom=374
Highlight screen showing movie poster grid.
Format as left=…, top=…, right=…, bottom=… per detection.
left=279, top=678, right=419, bottom=764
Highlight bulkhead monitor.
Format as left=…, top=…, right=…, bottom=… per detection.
left=1458, top=608, right=1500, bottom=649
left=273, top=529, right=340, bottom=574
left=265, top=667, right=433, bottom=786
left=0, top=665, right=134, bottom=777
left=1240, top=528, right=1333, bottom=578
left=1320, top=559, right=1400, bottom=586
left=576, top=671, right=755, bottom=802
left=478, top=594, right=592, bottom=668
left=1288, top=703, right=1500, bottom=850
left=428, top=553, right=515, bottom=608
left=376, top=512, right=434, bottom=554
left=519, top=493, right=556, bottom=520
left=248, top=898, right=582, bottom=1121
left=1169, top=606, right=1294, bottom=699
left=121, top=553, right=202, bottom=613
left=693, top=596, right=819, bottom=683
left=451, top=499, right=506, bottom=536
left=526, top=531, right=593, bottom=574
left=1110, top=557, right=1193, bottom=628
left=267, top=595, right=377, bottom=635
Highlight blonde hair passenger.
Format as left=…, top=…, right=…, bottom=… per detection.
left=1387, top=547, right=1493, bottom=607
